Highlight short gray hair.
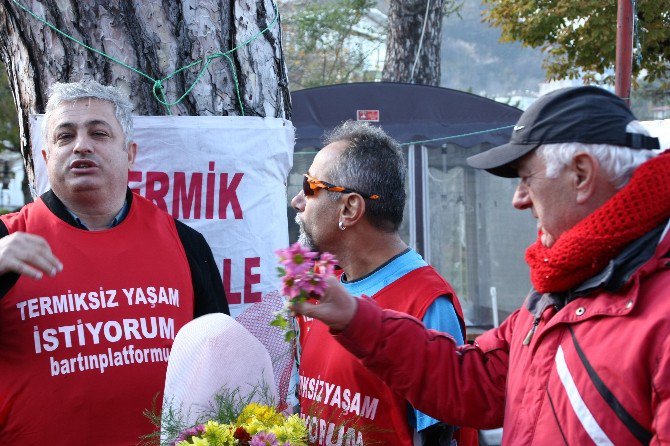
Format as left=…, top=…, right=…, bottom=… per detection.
left=538, top=121, right=660, bottom=190
left=43, top=80, right=134, bottom=148
left=323, top=120, right=406, bottom=232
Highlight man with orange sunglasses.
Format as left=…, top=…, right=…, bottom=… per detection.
left=291, top=121, right=472, bottom=446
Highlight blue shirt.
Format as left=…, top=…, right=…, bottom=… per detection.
left=66, top=200, right=129, bottom=230
left=341, top=248, right=464, bottom=432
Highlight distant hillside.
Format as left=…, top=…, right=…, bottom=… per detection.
left=440, top=1, right=547, bottom=96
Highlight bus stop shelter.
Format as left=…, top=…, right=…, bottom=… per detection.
left=289, top=82, right=536, bottom=328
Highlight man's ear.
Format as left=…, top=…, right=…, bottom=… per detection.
left=339, top=193, right=366, bottom=228
left=41, top=148, right=48, bottom=163
left=571, top=152, right=598, bottom=204
left=127, top=142, right=137, bottom=166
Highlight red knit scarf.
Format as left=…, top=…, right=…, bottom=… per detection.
left=526, top=151, right=670, bottom=293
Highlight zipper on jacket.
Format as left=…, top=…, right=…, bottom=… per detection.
left=522, top=317, right=541, bottom=346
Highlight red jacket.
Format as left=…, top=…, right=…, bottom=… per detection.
left=335, top=224, right=670, bottom=445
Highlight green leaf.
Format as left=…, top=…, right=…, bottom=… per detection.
left=294, top=290, right=311, bottom=303
left=284, top=330, right=297, bottom=342
left=270, top=314, right=288, bottom=329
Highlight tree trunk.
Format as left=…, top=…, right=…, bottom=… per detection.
left=382, top=0, right=444, bottom=86
left=0, top=0, right=291, bottom=197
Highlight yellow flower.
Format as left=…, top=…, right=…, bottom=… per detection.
left=271, top=415, right=308, bottom=446
left=242, top=418, right=267, bottom=435
left=190, top=437, right=210, bottom=446
left=236, top=403, right=284, bottom=430
left=202, top=421, right=236, bottom=446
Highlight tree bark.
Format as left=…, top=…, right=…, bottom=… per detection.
left=0, top=0, right=291, bottom=198
left=382, top=0, right=444, bottom=86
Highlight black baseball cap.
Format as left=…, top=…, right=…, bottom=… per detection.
left=466, top=86, right=660, bottom=177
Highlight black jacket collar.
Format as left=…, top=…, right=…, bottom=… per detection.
left=40, top=189, right=134, bottom=230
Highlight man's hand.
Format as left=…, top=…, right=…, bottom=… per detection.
left=292, top=276, right=359, bottom=332
left=0, top=232, right=62, bottom=280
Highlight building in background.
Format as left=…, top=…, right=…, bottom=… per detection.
left=0, top=145, right=24, bottom=211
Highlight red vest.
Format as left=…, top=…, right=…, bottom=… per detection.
left=299, top=266, right=465, bottom=445
left=0, top=195, right=194, bottom=445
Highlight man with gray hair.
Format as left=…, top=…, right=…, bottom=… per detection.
left=0, top=80, right=229, bottom=444
left=292, top=86, right=670, bottom=444
left=291, top=121, right=472, bottom=446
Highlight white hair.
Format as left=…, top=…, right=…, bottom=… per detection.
left=43, top=80, right=134, bottom=149
left=538, top=121, right=660, bottom=190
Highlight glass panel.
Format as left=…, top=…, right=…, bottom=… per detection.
left=398, top=146, right=411, bottom=246
left=426, top=144, right=536, bottom=327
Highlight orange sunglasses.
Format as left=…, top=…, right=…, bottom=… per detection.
left=302, top=174, right=380, bottom=200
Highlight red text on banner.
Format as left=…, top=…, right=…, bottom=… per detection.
left=222, top=257, right=262, bottom=305
left=129, top=161, right=243, bottom=220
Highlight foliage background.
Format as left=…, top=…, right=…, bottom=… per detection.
left=0, top=67, right=19, bottom=150
left=482, top=0, right=670, bottom=86
left=279, top=0, right=385, bottom=90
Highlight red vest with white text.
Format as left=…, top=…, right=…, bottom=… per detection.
left=299, top=266, right=465, bottom=446
left=0, top=194, right=194, bottom=445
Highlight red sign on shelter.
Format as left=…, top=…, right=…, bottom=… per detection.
left=357, top=110, right=380, bottom=122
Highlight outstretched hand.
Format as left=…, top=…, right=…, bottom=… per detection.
left=292, top=276, right=359, bottom=332
left=0, top=232, right=62, bottom=280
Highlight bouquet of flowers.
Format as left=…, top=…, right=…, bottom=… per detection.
left=171, top=402, right=307, bottom=446
left=270, top=243, right=337, bottom=341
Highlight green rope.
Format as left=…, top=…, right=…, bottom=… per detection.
left=399, top=125, right=515, bottom=146
left=11, top=0, right=280, bottom=116
left=294, top=125, right=516, bottom=152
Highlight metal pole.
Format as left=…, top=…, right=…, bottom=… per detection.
left=615, top=0, right=633, bottom=105
left=413, top=144, right=425, bottom=258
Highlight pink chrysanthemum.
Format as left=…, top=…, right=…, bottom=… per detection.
left=276, top=244, right=336, bottom=300
left=272, top=244, right=338, bottom=339
left=313, top=252, right=337, bottom=278
left=276, top=243, right=317, bottom=276
left=250, top=431, right=280, bottom=446
left=172, top=424, right=205, bottom=445
left=298, top=272, right=327, bottom=298
left=280, top=274, right=304, bottom=299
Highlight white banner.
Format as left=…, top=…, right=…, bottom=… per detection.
left=30, top=115, right=294, bottom=317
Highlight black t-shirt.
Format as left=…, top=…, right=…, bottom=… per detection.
left=0, top=190, right=229, bottom=317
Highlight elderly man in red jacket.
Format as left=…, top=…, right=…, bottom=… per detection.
left=293, top=86, right=670, bottom=445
